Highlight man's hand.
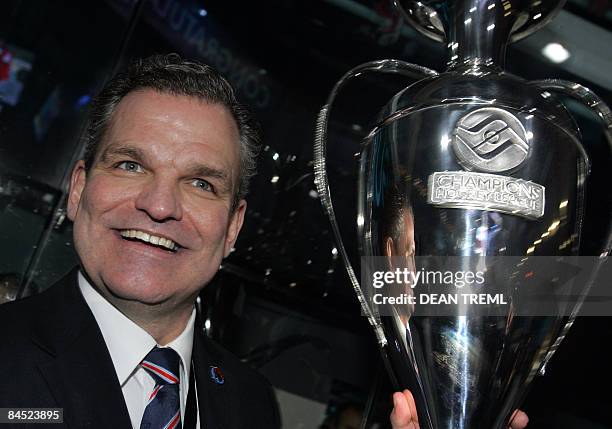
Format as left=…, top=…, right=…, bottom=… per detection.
left=390, top=390, right=529, bottom=429
left=390, top=390, right=419, bottom=429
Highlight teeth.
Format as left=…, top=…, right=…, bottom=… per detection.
left=119, top=229, right=179, bottom=251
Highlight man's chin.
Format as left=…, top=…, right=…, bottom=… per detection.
left=97, top=275, right=172, bottom=306
left=106, top=286, right=170, bottom=305
left=94, top=270, right=206, bottom=311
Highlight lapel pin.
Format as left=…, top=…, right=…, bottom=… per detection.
left=209, top=366, right=225, bottom=385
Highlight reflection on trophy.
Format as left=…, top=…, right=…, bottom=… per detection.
left=314, top=0, right=611, bottom=428
left=381, top=185, right=416, bottom=345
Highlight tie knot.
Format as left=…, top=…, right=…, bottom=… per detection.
left=141, top=347, right=180, bottom=385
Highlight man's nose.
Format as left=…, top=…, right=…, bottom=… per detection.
left=134, top=177, right=183, bottom=221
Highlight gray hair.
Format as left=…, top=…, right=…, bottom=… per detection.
left=83, top=53, right=260, bottom=210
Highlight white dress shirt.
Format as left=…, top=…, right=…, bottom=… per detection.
left=78, top=272, right=200, bottom=429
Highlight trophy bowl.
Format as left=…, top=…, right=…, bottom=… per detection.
left=357, top=71, right=587, bottom=428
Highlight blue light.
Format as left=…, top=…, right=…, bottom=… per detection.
left=198, top=8, right=207, bottom=17
left=75, top=95, right=91, bottom=108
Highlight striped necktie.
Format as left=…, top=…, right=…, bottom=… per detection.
left=140, top=347, right=182, bottom=429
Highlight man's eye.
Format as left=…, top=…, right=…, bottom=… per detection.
left=117, top=161, right=143, bottom=172
left=192, top=179, right=214, bottom=193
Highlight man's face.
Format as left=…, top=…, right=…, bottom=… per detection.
left=67, top=89, right=245, bottom=311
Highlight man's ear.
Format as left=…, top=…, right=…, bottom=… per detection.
left=385, top=236, right=395, bottom=257
left=224, top=199, right=246, bottom=258
left=67, top=160, right=87, bottom=221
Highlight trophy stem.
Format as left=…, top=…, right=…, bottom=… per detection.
left=445, top=0, right=518, bottom=71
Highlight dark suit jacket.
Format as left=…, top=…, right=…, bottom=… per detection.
left=0, top=269, right=280, bottom=429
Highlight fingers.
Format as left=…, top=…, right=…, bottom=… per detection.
left=390, top=390, right=420, bottom=429
left=404, top=389, right=419, bottom=426
left=509, top=409, right=529, bottom=429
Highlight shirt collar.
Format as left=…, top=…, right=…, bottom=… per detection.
left=78, top=271, right=195, bottom=386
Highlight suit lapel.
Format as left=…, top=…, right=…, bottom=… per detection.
left=192, top=325, right=231, bottom=429
left=31, top=269, right=132, bottom=429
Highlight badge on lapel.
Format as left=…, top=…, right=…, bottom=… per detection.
left=209, top=366, right=225, bottom=385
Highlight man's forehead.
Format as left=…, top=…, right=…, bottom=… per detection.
left=111, top=89, right=238, bottom=132
left=95, top=89, right=241, bottom=165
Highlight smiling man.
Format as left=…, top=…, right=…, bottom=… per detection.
left=0, top=54, right=279, bottom=429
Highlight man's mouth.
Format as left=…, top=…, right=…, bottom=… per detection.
left=119, top=229, right=180, bottom=252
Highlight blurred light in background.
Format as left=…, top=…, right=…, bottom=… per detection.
left=541, top=42, right=571, bottom=63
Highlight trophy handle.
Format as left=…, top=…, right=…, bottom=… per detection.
left=530, top=79, right=612, bottom=374
left=314, top=60, right=438, bottom=346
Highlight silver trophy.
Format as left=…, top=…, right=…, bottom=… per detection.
left=314, top=0, right=611, bottom=428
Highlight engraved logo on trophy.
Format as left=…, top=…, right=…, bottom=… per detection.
left=452, top=107, right=529, bottom=173
left=428, top=107, right=545, bottom=220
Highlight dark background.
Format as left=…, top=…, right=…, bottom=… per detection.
left=0, top=1, right=610, bottom=427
